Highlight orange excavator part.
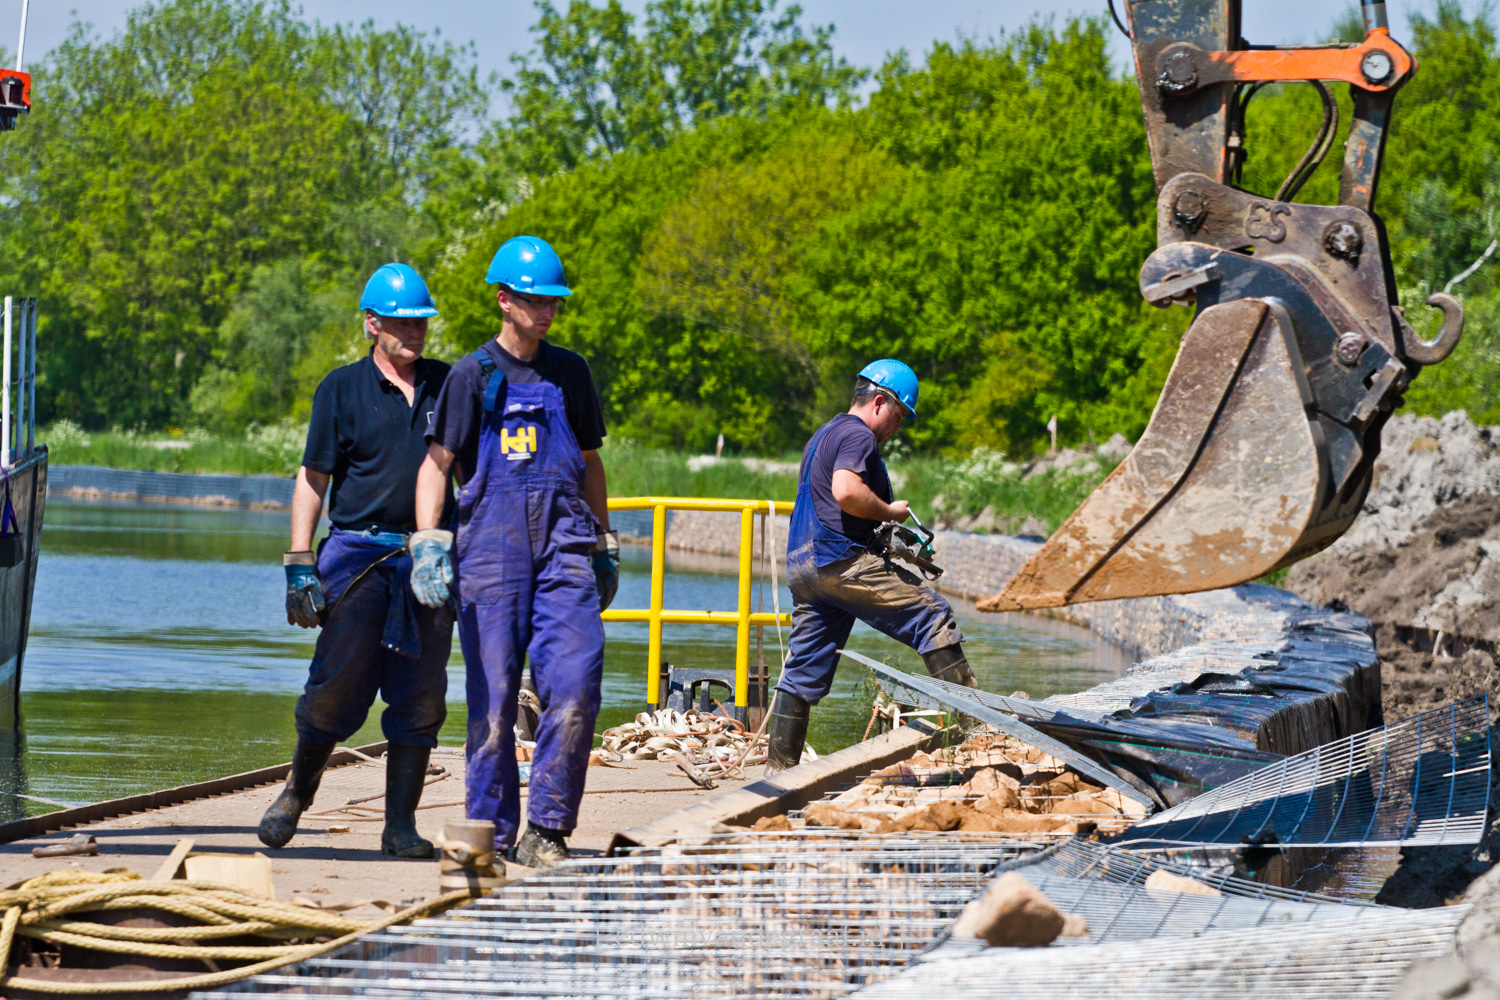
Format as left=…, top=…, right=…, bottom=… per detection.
left=981, top=1, right=1463, bottom=613
left=0, top=69, right=29, bottom=131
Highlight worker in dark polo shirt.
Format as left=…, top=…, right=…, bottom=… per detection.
left=408, top=235, right=616, bottom=871
left=259, top=263, right=454, bottom=859
left=766, top=360, right=977, bottom=773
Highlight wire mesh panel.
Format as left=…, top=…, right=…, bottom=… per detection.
left=1115, top=696, right=1491, bottom=848
left=1011, top=839, right=1384, bottom=906
left=206, top=834, right=1040, bottom=1000
left=854, top=907, right=1468, bottom=1000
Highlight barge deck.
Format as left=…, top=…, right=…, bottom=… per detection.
left=2, top=752, right=757, bottom=905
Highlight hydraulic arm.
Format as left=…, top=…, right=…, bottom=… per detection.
left=982, top=0, right=1462, bottom=611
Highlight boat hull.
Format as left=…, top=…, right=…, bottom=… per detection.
left=0, top=446, right=46, bottom=730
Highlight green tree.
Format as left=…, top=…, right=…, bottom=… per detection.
left=790, top=22, right=1180, bottom=454
left=188, top=260, right=354, bottom=433
left=503, top=0, right=864, bottom=173
left=1, top=0, right=487, bottom=429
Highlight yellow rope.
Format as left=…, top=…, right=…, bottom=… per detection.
left=0, top=903, right=18, bottom=975
left=0, top=869, right=473, bottom=995
left=31, top=918, right=291, bottom=942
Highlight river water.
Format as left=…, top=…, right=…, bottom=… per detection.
left=2, top=499, right=1133, bottom=817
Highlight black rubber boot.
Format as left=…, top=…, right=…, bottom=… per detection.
left=381, top=744, right=437, bottom=858
left=764, top=691, right=811, bottom=775
left=258, top=739, right=335, bottom=849
left=923, top=644, right=978, bottom=688
left=514, top=824, right=570, bottom=868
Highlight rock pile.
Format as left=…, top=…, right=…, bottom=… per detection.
left=798, top=732, right=1145, bottom=838
left=1316, top=411, right=1500, bottom=556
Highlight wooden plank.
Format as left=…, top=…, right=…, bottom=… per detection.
left=183, top=852, right=274, bottom=897
left=608, top=721, right=950, bottom=852
left=0, top=741, right=389, bottom=845
left=150, top=837, right=195, bottom=881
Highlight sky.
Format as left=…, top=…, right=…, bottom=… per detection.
left=0, top=1, right=1453, bottom=84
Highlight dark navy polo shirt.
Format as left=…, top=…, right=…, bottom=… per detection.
left=801, top=413, right=892, bottom=547
left=302, top=352, right=452, bottom=532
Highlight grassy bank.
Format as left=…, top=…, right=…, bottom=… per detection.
left=44, top=422, right=1115, bottom=536
left=45, top=421, right=307, bottom=476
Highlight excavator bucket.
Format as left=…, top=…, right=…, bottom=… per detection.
left=979, top=1, right=1466, bottom=613
left=980, top=299, right=1325, bottom=610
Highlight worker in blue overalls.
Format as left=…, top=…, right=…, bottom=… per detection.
left=767, top=360, right=977, bottom=773
left=262, top=263, right=454, bottom=857
left=409, top=235, right=618, bottom=870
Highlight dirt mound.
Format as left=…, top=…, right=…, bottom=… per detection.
left=1377, top=626, right=1500, bottom=720
left=1289, top=492, right=1500, bottom=645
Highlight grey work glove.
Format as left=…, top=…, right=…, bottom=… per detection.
left=408, top=529, right=455, bottom=608
left=593, top=530, right=620, bottom=612
left=284, top=551, right=326, bottom=628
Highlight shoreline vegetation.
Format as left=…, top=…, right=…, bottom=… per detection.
left=42, top=421, right=1118, bottom=536
left=12, top=2, right=1500, bottom=463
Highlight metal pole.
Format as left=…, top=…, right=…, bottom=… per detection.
left=25, top=299, right=33, bottom=452
left=734, top=506, right=754, bottom=709
left=15, top=298, right=25, bottom=459
left=645, top=504, right=667, bottom=708
left=15, top=0, right=28, bottom=72
left=3, top=296, right=12, bottom=468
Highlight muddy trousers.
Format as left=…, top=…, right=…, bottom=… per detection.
left=776, top=551, right=964, bottom=706
left=294, top=571, right=451, bottom=746
left=458, top=577, right=604, bottom=850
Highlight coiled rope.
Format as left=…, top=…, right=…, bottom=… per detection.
left=0, top=870, right=470, bottom=994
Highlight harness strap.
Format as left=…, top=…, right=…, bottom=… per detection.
left=474, top=351, right=508, bottom=416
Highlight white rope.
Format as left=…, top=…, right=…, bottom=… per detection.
left=766, top=500, right=787, bottom=673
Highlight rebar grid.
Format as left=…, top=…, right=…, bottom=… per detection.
left=855, top=907, right=1469, bottom=1000
left=1021, top=839, right=1383, bottom=905
left=1013, top=872, right=1386, bottom=945
left=207, top=837, right=1041, bottom=1000
left=619, top=828, right=1051, bottom=855
left=204, top=828, right=1460, bottom=1000
left=1117, top=695, right=1491, bottom=848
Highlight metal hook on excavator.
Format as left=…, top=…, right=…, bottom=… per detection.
left=979, top=0, right=1465, bottom=613
left=1399, top=293, right=1464, bottom=365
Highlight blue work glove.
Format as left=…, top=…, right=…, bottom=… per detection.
left=284, top=551, right=325, bottom=628
left=593, top=530, right=620, bottom=612
left=408, top=529, right=454, bottom=608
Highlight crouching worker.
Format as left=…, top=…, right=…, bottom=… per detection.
left=408, top=235, right=617, bottom=869
left=767, top=359, right=977, bottom=773
left=261, top=263, right=455, bottom=857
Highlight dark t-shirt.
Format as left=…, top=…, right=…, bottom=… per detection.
left=427, top=338, right=606, bottom=483
left=802, top=413, right=892, bottom=547
left=302, top=352, right=452, bottom=532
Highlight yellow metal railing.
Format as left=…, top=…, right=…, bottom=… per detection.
left=602, top=497, right=792, bottom=710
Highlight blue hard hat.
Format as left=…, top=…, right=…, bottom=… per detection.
left=485, top=235, right=573, bottom=297
left=359, top=263, right=439, bottom=318
left=858, top=359, right=919, bottom=417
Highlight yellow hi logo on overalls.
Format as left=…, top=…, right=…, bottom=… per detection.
left=501, top=426, right=537, bottom=461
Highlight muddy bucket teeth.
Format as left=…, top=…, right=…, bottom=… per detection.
left=979, top=296, right=1328, bottom=611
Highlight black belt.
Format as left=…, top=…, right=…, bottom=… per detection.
left=335, top=523, right=414, bottom=537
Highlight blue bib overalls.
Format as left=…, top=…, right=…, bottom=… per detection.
left=454, top=360, right=604, bottom=849
left=777, top=420, right=963, bottom=706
